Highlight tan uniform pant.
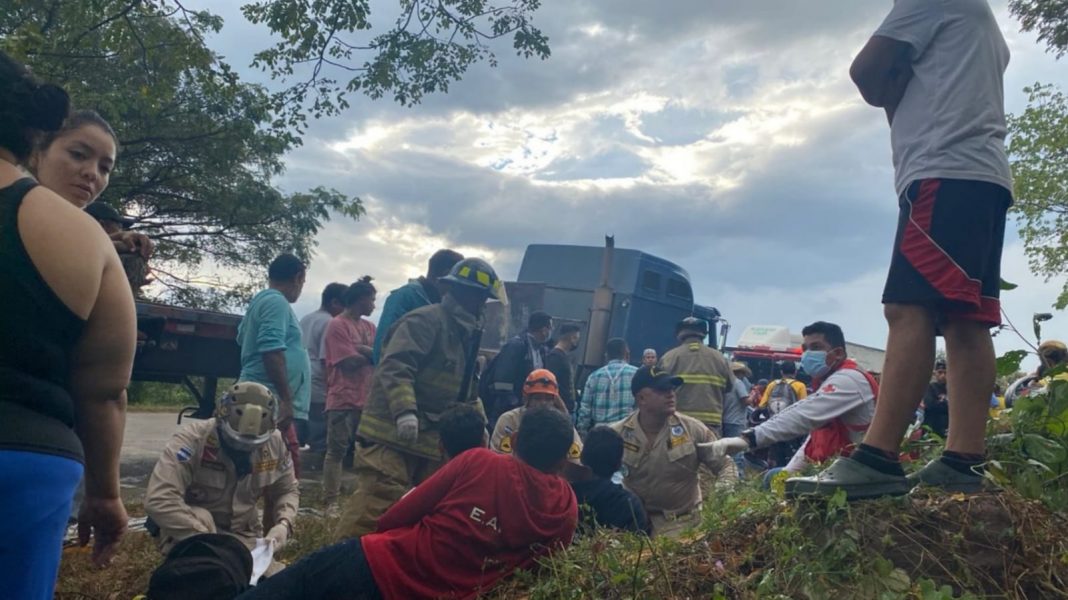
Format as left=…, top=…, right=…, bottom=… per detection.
left=322, top=409, right=362, bottom=506
left=333, top=443, right=442, bottom=541
left=649, top=506, right=702, bottom=539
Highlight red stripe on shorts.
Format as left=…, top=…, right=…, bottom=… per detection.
left=899, top=179, right=981, bottom=306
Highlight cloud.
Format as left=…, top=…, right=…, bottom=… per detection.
left=187, top=0, right=1068, bottom=356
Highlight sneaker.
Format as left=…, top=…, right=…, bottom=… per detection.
left=906, top=458, right=984, bottom=493
left=785, top=456, right=910, bottom=500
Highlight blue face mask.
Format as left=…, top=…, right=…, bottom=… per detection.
left=801, top=350, right=830, bottom=379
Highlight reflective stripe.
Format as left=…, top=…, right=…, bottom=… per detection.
left=684, top=410, right=722, bottom=425
left=492, top=382, right=514, bottom=392
left=679, top=374, right=726, bottom=386
left=358, top=412, right=441, bottom=459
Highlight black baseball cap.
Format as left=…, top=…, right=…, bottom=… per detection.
left=675, top=316, right=708, bottom=335
left=631, top=365, right=684, bottom=394
left=84, top=202, right=133, bottom=227
left=934, top=359, right=947, bottom=371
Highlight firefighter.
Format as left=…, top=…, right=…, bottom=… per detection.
left=334, top=258, right=501, bottom=540
left=144, top=382, right=299, bottom=572
left=658, top=317, right=735, bottom=435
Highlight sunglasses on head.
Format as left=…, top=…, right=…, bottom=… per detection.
left=525, top=377, right=556, bottom=388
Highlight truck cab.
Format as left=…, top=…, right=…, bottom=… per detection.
left=481, top=243, right=724, bottom=383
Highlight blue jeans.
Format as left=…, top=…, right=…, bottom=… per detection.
left=0, top=450, right=83, bottom=600
left=238, top=538, right=382, bottom=599
left=721, top=422, right=747, bottom=474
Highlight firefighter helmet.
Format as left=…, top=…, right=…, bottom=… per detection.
left=442, top=258, right=502, bottom=299
left=216, top=382, right=277, bottom=450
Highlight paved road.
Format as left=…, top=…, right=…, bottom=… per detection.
left=121, top=411, right=183, bottom=478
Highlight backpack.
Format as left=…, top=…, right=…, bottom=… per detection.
left=146, top=533, right=253, bottom=600
left=766, top=378, right=799, bottom=416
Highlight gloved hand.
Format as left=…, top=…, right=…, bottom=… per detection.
left=396, top=412, right=420, bottom=444
left=266, top=522, right=290, bottom=549
left=697, top=437, right=751, bottom=462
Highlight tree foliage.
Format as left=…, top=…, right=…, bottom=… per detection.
left=239, top=0, right=550, bottom=129
left=2, top=1, right=368, bottom=309
left=2, top=0, right=549, bottom=309
left=1007, top=83, right=1068, bottom=309
left=1010, top=0, right=1068, bottom=57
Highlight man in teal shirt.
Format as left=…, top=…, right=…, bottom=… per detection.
left=372, top=249, right=463, bottom=364
left=237, top=253, right=311, bottom=477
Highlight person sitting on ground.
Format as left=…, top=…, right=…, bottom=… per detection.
left=491, top=369, right=583, bottom=466
left=570, top=426, right=651, bottom=535
left=612, top=366, right=738, bottom=539
left=703, top=322, right=878, bottom=488
left=576, top=338, right=639, bottom=436
left=144, top=383, right=299, bottom=577
left=437, top=404, right=490, bottom=460
left=239, top=407, right=579, bottom=600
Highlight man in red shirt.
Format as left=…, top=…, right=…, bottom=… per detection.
left=240, top=407, right=578, bottom=600
left=321, top=277, right=377, bottom=511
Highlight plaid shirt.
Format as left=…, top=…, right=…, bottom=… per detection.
left=577, top=360, right=638, bottom=435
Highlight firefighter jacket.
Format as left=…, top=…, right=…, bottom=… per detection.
left=357, top=294, right=486, bottom=460
left=658, top=341, right=735, bottom=426
left=611, top=411, right=737, bottom=517
left=144, top=418, right=299, bottom=553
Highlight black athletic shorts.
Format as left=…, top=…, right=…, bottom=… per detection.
left=882, top=178, right=1012, bottom=327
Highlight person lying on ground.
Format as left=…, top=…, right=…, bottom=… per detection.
left=570, top=426, right=651, bottom=535
left=144, top=383, right=298, bottom=577
left=238, top=407, right=578, bottom=600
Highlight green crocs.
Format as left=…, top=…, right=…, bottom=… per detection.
left=785, top=456, right=910, bottom=500
left=906, top=458, right=984, bottom=493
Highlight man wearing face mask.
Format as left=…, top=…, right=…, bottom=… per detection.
left=144, top=383, right=299, bottom=567
left=700, top=322, right=878, bottom=481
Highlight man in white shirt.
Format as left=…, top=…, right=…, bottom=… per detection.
left=705, top=322, right=877, bottom=487
left=299, top=283, right=348, bottom=460
left=796, top=0, right=1013, bottom=498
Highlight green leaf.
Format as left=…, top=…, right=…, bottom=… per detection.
left=1000, top=278, right=1019, bottom=290
left=997, top=350, right=1030, bottom=378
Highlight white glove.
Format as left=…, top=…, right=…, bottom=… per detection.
left=266, top=523, right=290, bottom=549
left=396, top=412, right=420, bottom=444
left=697, top=437, right=751, bottom=462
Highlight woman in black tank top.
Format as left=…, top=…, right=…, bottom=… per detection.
left=0, top=50, right=134, bottom=598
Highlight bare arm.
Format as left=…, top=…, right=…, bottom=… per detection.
left=335, top=353, right=371, bottom=374
left=262, top=349, right=294, bottom=424
left=849, top=36, right=913, bottom=122
left=69, top=251, right=136, bottom=566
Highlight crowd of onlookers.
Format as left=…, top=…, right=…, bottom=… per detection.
left=1, top=0, right=1055, bottom=597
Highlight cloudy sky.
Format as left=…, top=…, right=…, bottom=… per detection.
left=193, top=1, right=1067, bottom=361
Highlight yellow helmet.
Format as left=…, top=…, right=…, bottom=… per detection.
left=216, top=382, right=277, bottom=450
left=1039, top=340, right=1067, bottom=367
